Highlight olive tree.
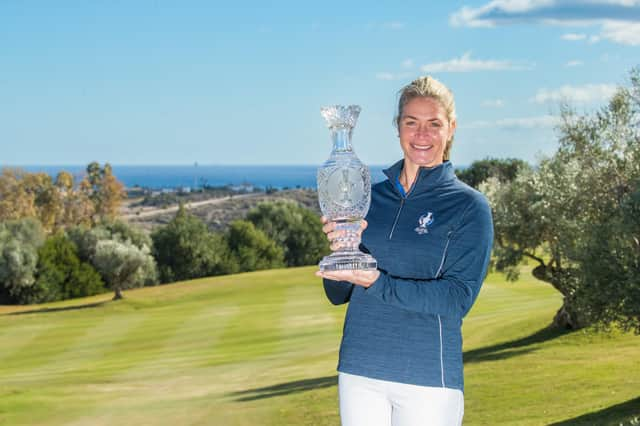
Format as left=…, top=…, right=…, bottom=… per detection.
left=484, top=68, right=640, bottom=332
left=68, top=219, right=158, bottom=297
left=0, top=218, right=45, bottom=304
left=93, top=239, right=154, bottom=300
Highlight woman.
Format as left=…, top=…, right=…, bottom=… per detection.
left=316, top=76, right=494, bottom=426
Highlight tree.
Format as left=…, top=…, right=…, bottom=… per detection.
left=0, top=169, right=37, bottom=222
left=456, top=158, right=530, bottom=189
left=93, top=239, right=152, bottom=300
left=54, top=171, right=95, bottom=229
left=225, top=220, right=284, bottom=272
left=484, top=68, right=640, bottom=332
left=68, top=219, right=158, bottom=292
left=55, top=171, right=74, bottom=192
left=578, top=178, right=640, bottom=332
left=35, top=232, right=104, bottom=302
left=22, top=172, right=63, bottom=232
left=58, top=185, right=95, bottom=229
left=246, top=200, right=329, bottom=267
left=151, top=204, right=235, bottom=283
left=0, top=168, right=96, bottom=230
left=0, top=218, right=45, bottom=304
left=82, top=162, right=125, bottom=221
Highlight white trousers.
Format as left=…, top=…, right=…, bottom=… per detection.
left=338, top=372, right=464, bottom=426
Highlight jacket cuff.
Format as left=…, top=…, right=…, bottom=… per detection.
left=365, top=271, right=387, bottom=296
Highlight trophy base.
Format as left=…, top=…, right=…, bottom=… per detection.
left=319, top=250, right=377, bottom=272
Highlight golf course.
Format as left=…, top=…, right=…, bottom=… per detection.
left=1, top=265, right=638, bottom=425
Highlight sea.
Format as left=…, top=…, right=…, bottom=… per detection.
left=1, top=164, right=392, bottom=190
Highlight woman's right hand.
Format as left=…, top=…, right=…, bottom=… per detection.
left=321, top=216, right=368, bottom=252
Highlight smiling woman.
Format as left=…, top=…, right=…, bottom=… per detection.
left=395, top=77, right=457, bottom=192
left=317, top=75, right=493, bottom=426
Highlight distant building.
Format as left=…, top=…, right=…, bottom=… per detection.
left=230, top=182, right=254, bottom=192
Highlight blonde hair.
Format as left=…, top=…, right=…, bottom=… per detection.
left=395, top=76, right=456, bottom=161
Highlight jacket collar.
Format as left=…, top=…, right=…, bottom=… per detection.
left=383, top=159, right=456, bottom=197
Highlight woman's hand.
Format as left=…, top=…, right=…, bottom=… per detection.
left=316, top=216, right=380, bottom=287
left=315, top=269, right=380, bottom=288
left=320, top=216, right=368, bottom=251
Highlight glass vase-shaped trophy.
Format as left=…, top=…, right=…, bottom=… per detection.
left=317, top=105, right=377, bottom=272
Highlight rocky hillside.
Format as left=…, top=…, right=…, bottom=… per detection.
left=124, top=189, right=320, bottom=233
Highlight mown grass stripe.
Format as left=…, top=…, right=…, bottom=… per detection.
left=0, top=313, right=105, bottom=376
left=211, top=278, right=290, bottom=367
left=0, top=321, right=55, bottom=364
left=1, top=313, right=148, bottom=386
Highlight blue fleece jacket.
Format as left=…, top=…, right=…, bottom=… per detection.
left=323, top=159, right=493, bottom=392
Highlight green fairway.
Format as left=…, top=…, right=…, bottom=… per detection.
left=0, top=266, right=638, bottom=425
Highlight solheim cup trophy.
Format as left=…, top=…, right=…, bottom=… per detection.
left=317, top=105, right=377, bottom=272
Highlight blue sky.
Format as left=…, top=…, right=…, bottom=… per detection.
left=1, top=0, right=639, bottom=166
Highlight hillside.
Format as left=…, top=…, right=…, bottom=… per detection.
left=123, top=189, right=320, bottom=233
left=0, top=266, right=638, bottom=425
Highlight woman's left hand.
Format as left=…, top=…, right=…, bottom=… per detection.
left=315, top=269, right=380, bottom=288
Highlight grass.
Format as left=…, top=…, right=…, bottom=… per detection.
left=0, top=265, right=638, bottom=425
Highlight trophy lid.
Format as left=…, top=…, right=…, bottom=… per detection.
left=321, top=105, right=361, bottom=130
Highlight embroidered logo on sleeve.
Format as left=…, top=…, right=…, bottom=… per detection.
left=414, top=212, right=434, bottom=234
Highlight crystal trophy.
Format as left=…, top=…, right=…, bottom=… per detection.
left=317, top=105, right=377, bottom=272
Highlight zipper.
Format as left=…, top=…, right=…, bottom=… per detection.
left=388, top=198, right=405, bottom=240
left=388, top=168, right=423, bottom=240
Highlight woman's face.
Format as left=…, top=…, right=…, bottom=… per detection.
left=398, top=96, right=456, bottom=169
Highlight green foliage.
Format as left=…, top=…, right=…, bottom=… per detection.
left=0, top=218, right=45, bottom=304
left=34, top=233, right=104, bottom=302
left=93, top=239, right=155, bottom=299
left=68, top=219, right=158, bottom=295
left=151, top=205, right=236, bottom=283
left=98, top=218, right=154, bottom=252
left=67, top=225, right=102, bottom=262
left=246, top=200, right=329, bottom=267
left=225, top=220, right=285, bottom=272
left=484, top=67, right=640, bottom=332
left=456, top=157, right=530, bottom=189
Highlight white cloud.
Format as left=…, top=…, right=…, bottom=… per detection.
left=565, top=60, right=584, bottom=67
left=562, top=33, right=587, bottom=40
left=601, top=21, right=640, bottom=45
left=463, top=115, right=559, bottom=129
left=420, top=52, right=530, bottom=73
left=531, top=83, right=618, bottom=104
left=450, top=1, right=640, bottom=46
left=481, top=99, right=506, bottom=107
left=450, top=1, right=562, bottom=27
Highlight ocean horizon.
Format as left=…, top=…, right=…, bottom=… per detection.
left=1, top=163, right=469, bottom=190
left=1, top=164, right=387, bottom=190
